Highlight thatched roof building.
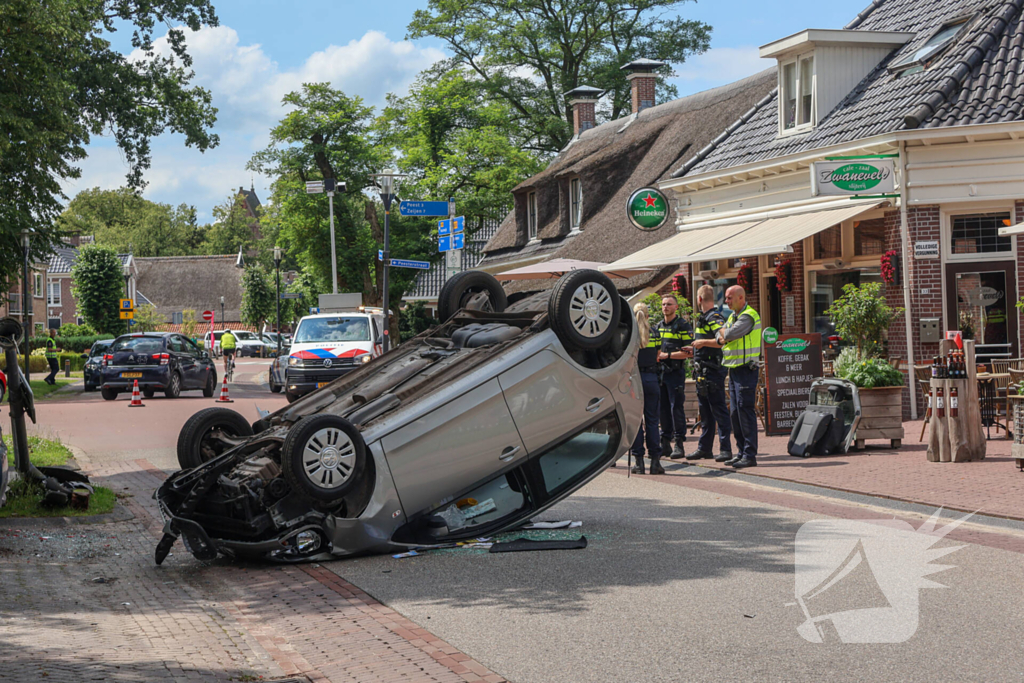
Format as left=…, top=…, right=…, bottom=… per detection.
left=478, top=67, right=778, bottom=299
left=135, top=255, right=244, bottom=323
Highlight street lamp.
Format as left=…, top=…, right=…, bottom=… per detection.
left=123, top=264, right=131, bottom=335
left=20, top=229, right=31, bottom=382
left=273, top=246, right=283, bottom=357
left=370, top=170, right=407, bottom=354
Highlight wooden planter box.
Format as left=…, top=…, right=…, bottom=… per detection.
left=853, top=385, right=904, bottom=449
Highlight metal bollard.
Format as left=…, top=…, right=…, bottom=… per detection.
left=65, top=359, right=71, bottom=377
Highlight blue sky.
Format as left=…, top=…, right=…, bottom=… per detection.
left=69, top=0, right=870, bottom=222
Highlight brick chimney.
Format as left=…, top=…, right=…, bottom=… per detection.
left=564, top=85, right=603, bottom=136
left=621, top=58, right=666, bottom=114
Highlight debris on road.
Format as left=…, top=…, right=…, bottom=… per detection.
left=489, top=536, right=588, bottom=553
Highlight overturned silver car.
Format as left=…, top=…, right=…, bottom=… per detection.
left=156, top=270, right=642, bottom=564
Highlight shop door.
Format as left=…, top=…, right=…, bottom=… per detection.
left=766, top=277, right=782, bottom=332
left=945, top=262, right=1017, bottom=360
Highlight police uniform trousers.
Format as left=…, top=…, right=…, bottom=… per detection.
left=697, top=364, right=731, bottom=455
left=630, top=370, right=662, bottom=460
left=728, top=363, right=759, bottom=459
left=659, top=368, right=687, bottom=444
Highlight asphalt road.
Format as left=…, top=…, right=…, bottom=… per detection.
left=28, top=358, right=287, bottom=471
left=328, top=469, right=1024, bottom=683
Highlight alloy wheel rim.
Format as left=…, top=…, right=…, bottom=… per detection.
left=302, top=427, right=356, bottom=490
left=569, top=282, right=614, bottom=338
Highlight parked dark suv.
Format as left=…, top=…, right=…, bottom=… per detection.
left=101, top=333, right=217, bottom=400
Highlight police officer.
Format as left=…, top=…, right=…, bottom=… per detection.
left=686, top=285, right=733, bottom=463
left=656, top=294, right=693, bottom=459
left=629, top=303, right=663, bottom=475
left=714, top=285, right=761, bottom=468
left=43, top=328, right=61, bottom=386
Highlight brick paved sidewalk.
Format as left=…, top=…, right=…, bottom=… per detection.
left=0, top=459, right=506, bottom=683
left=643, top=419, right=1024, bottom=520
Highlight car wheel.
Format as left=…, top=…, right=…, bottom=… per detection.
left=437, top=270, right=508, bottom=322
left=281, top=414, right=367, bottom=504
left=84, top=383, right=95, bottom=393
left=176, top=407, right=255, bottom=469
left=202, top=371, right=216, bottom=398
left=548, top=269, right=621, bottom=350
left=142, top=388, right=155, bottom=399
left=165, top=371, right=182, bottom=399
left=269, top=379, right=282, bottom=394
left=101, top=388, right=118, bottom=401
left=286, top=392, right=299, bottom=404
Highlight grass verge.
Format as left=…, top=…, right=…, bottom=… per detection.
left=0, top=478, right=116, bottom=518
left=4, top=434, right=73, bottom=468
left=2, top=378, right=76, bottom=402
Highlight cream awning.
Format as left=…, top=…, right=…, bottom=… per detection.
left=601, top=221, right=761, bottom=271
left=687, top=201, right=884, bottom=262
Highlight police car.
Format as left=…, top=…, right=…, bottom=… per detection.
left=283, top=305, right=386, bottom=402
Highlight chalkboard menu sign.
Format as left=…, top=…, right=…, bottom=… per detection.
left=764, top=333, right=823, bottom=436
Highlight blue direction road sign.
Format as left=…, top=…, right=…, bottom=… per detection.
left=378, top=249, right=384, bottom=261
left=439, top=235, right=451, bottom=252
left=279, top=292, right=302, bottom=300
left=438, top=218, right=451, bottom=236
left=453, top=232, right=465, bottom=249
left=389, top=258, right=431, bottom=270
left=399, top=200, right=450, bottom=217
left=451, top=216, right=465, bottom=233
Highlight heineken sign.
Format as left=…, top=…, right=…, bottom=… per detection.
left=811, top=159, right=896, bottom=196
left=627, top=187, right=670, bottom=231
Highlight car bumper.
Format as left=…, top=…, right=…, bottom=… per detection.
left=284, top=366, right=357, bottom=395
left=101, top=367, right=170, bottom=390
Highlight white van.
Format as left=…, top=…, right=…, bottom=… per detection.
left=283, top=308, right=387, bottom=402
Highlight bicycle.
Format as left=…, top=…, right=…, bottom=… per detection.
left=223, top=350, right=235, bottom=382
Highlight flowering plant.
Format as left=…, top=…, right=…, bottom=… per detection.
left=880, top=249, right=899, bottom=285
left=737, top=264, right=753, bottom=292
left=774, top=259, right=791, bottom=291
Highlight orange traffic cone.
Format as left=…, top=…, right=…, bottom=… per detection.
left=216, top=375, right=233, bottom=403
left=128, top=379, right=145, bottom=408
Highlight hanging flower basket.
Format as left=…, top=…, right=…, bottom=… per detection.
left=774, top=259, right=792, bottom=292
left=880, top=249, right=899, bottom=285
left=737, top=264, right=753, bottom=292
left=672, top=273, right=688, bottom=298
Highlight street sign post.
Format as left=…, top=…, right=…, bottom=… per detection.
left=305, top=181, right=324, bottom=194
left=439, top=235, right=451, bottom=252
left=119, top=310, right=134, bottom=320
left=452, top=233, right=465, bottom=250
left=279, top=292, right=302, bottom=299
left=389, top=258, right=431, bottom=270
left=120, top=299, right=134, bottom=311
left=399, top=200, right=450, bottom=217
left=202, top=310, right=214, bottom=321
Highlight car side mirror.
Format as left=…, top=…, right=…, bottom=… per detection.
left=80, top=353, right=89, bottom=359
left=201, top=351, right=210, bottom=360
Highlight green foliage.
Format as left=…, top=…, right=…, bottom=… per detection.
left=824, top=283, right=902, bottom=358
left=835, top=353, right=905, bottom=388
left=202, top=193, right=259, bottom=256
left=641, top=291, right=693, bottom=327
left=55, top=322, right=96, bottom=337
left=408, top=0, right=711, bottom=153
left=181, top=309, right=199, bottom=339
left=70, top=245, right=125, bottom=335
left=0, top=479, right=115, bottom=519
left=241, top=266, right=275, bottom=328
left=29, top=334, right=106, bottom=353
left=3, top=434, right=72, bottom=468
left=0, top=0, right=219, bottom=284
left=399, top=301, right=439, bottom=342
left=132, top=304, right=163, bottom=332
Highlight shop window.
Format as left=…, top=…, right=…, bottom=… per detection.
left=854, top=220, right=886, bottom=256
left=781, top=54, right=814, bottom=131
left=569, top=178, right=582, bottom=230
left=950, top=213, right=1011, bottom=255
left=727, top=258, right=747, bottom=269
left=812, top=269, right=883, bottom=337
left=813, top=224, right=842, bottom=260
left=527, top=192, right=538, bottom=240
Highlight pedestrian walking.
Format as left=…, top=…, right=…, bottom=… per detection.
left=629, top=303, right=663, bottom=475
left=43, top=328, right=61, bottom=386
left=687, top=285, right=733, bottom=462
left=655, top=295, right=693, bottom=459
left=715, top=286, right=762, bottom=468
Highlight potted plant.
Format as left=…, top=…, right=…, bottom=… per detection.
left=826, top=283, right=906, bottom=448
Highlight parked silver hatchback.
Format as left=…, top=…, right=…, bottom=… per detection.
left=156, top=269, right=642, bottom=563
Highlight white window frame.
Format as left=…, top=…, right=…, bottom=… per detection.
left=779, top=52, right=815, bottom=136
left=941, top=203, right=1016, bottom=264
left=569, top=178, right=582, bottom=231
left=47, top=279, right=61, bottom=306
left=33, top=273, right=43, bottom=298
left=527, top=191, right=538, bottom=241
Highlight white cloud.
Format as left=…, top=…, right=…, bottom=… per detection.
left=671, top=46, right=770, bottom=93
left=66, top=26, right=445, bottom=220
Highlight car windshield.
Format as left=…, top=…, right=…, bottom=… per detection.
left=294, top=317, right=370, bottom=343
left=111, top=337, right=165, bottom=354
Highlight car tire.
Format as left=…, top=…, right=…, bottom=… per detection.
left=281, top=414, right=367, bottom=505
left=101, top=388, right=118, bottom=401
left=176, top=407, right=255, bottom=469
left=202, top=371, right=216, bottom=398
left=269, top=380, right=282, bottom=394
left=286, top=392, right=299, bottom=404
left=437, top=270, right=508, bottom=322
left=84, top=383, right=95, bottom=393
left=165, top=371, right=182, bottom=399
left=142, top=388, right=155, bottom=399
left=548, top=269, right=621, bottom=350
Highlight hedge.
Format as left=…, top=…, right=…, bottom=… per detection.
left=28, top=335, right=109, bottom=353
left=0, top=353, right=89, bottom=373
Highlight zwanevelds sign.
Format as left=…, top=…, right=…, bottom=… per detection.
left=764, top=333, right=824, bottom=436
left=626, top=187, right=670, bottom=231
left=811, top=159, right=896, bottom=196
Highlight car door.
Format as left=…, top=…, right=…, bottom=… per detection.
left=185, top=336, right=211, bottom=386
left=170, top=336, right=198, bottom=388
left=381, top=378, right=528, bottom=518
left=497, top=349, right=616, bottom=455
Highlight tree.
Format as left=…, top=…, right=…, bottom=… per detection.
left=132, top=304, right=163, bottom=332
left=181, top=309, right=199, bottom=340
left=0, top=0, right=219, bottom=283
left=241, top=266, right=274, bottom=330
left=70, top=245, right=125, bottom=335
left=825, top=282, right=903, bottom=358
left=202, top=193, right=259, bottom=256
left=408, top=0, right=710, bottom=153
left=399, top=301, right=438, bottom=342
left=642, top=291, right=692, bottom=327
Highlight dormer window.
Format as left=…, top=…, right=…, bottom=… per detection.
left=569, top=178, right=582, bottom=230
left=527, top=192, right=538, bottom=240
left=781, top=54, right=814, bottom=132
left=890, top=19, right=970, bottom=76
